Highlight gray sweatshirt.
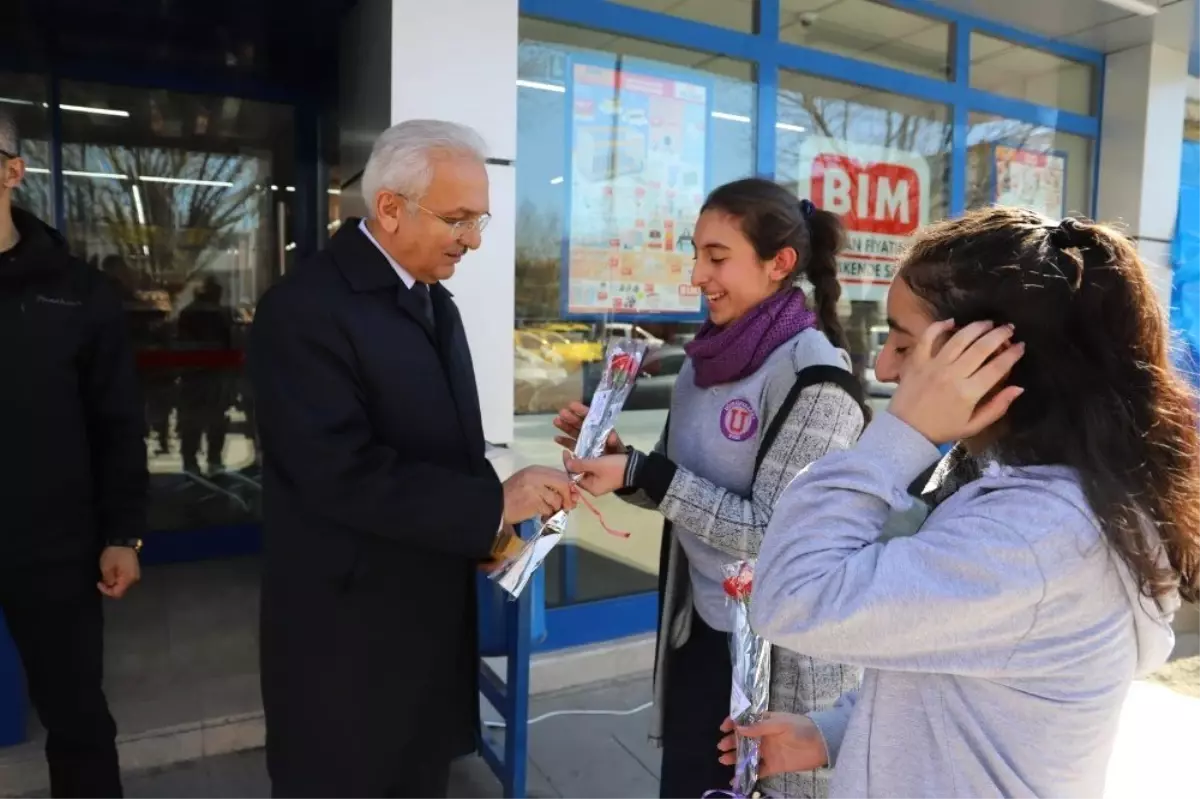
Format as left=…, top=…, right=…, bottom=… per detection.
left=752, top=411, right=1180, bottom=799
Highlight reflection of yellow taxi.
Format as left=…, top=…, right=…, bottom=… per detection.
left=518, top=327, right=603, bottom=367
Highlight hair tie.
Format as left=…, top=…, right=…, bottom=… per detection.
left=1048, top=217, right=1086, bottom=251
left=798, top=198, right=815, bottom=220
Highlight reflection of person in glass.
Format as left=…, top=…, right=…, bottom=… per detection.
left=177, top=275, right=234, bottom=474
left=102, top=254, right=174, bottom=455
left=555, top=179, right=866, bottom=799
left=0, top=109, right=145, bottom=798
left=740, top=208, right=1195, bottom=798
left=250, top=120, right=577, bottom=797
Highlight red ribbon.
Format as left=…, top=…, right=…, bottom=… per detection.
left=575, top=490, right=631, bottom=539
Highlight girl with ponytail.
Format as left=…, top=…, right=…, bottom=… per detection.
left=553, top=178, right=866, bottom=798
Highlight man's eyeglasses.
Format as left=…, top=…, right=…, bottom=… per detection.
left=397, top=194, right=491, bottom=238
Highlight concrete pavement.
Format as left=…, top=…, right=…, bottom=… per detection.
left=32, top=670, right=1200, bottom=799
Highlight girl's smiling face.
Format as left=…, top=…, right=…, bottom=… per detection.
left=690, top=209, right=795, bottom=327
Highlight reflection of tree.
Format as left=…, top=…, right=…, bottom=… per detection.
left=12, top=139, right=53, bottom=222
left=63, top=147, right=258, bottom=296
left=515, top=199, right=562, bottom=321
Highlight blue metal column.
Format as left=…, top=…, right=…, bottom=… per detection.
left=478, top=519, right=542, bottom=798
left=0, top=614, right=28, bottom=747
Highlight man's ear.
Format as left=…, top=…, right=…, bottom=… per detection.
left=376, top=192, right=400, bottom=234
left=2, top=158, right=24, bottom=190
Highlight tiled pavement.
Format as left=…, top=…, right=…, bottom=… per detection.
left=29, top=674, right=1200, bottom=799
left=99, top=675, right=659, bottom=798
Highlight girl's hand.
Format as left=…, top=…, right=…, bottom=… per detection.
left=563, top=452, right=628, bottom=497
left=887, top=320, right=1025, bottom=445
left=553, top=401, right=624, bottom=454
left=717, top=713, right=828, bottom=778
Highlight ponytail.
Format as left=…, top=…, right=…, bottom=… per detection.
left=800, top=205, right=850, bottom=353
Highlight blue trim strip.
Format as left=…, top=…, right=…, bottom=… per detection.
left=965, top=93, right=1098, bottom=138
left=523, top=0, right=1103, bottom=139
left=538, top=591, right=657, bottom=652
left=950, top=22, right=970, bottom=216
left=755, top=1, right=780, bottom=178
left=1090, top=55, right=1106, bottom=218
left=48, top=60, right=309, bottom=106
left=524, top=0, right=764, bottom=61
left=877, top=0, right=1103, bottom=66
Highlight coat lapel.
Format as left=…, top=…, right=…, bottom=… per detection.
left=395, top=283, right=435, bottom=344
left=431, top=284, right=487, bottom=462
left=329, top=220, right=485, bottom=460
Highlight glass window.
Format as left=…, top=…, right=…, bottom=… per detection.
left=516, top=18, right=756, bottom=606
left=780, top=0, right=951, bottom=81
left=1186, top=98, right=1200, bottom=142
left=776, top=70, right=950, bottom=386
left=608, top=0, right=754, bottom=33
left=966, top=114, right=1093, bottom=219
left=0, top=73, right=53, bottom=223
left=970, top=34, right=1096, bottom=116
left=57, top=81, right=295, bottom=534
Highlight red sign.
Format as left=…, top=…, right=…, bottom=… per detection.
left=809, top=154, right=921, bottom=236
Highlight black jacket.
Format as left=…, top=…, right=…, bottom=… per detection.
left=0, top=207, right=147, bottom=564
left=250, top=219, right=504, bottom=793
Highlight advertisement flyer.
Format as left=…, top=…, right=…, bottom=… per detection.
left=794, top=137, right=931, bottom=302
left=562, top=60, right=709, bottom=318
left=993, top=144, right=1066, bottom=220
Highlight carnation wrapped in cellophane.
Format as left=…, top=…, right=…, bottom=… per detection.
left=723, top=560, right=771, bottom=798
left=490, top=338, right=649, bottom=598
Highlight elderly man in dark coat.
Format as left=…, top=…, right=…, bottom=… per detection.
left=250, top=119, right=575, bottom=798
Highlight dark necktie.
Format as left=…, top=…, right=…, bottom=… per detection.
left=413, top=282, right=435, bottom=328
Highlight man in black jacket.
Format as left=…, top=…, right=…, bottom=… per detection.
left=251, top=119, right=576, bottom=798
left=0, top=111, right=147, bottom=798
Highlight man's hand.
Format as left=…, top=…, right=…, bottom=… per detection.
left=98, top=546, right=141, bottom=599
left=553, top=402, right=624, bottom=454
left=502, top=465, right=579, bottom=523
left=717, top=713, right=828, bottom=778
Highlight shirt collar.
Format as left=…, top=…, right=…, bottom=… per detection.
left=359, top=218, right=417, bottom=289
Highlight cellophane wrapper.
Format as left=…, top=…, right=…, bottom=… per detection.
left=490, top=338, right=649, bottom=598
left=724, top=561, right=771, bottom=797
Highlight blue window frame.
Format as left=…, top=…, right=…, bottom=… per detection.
left=521, top=0, right=1104, bottom=650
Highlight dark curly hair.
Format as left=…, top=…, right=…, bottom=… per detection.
left=899, top=206, right=1200, bottom=606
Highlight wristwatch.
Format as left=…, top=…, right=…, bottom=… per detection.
left=107, top=537, right=144, bottom=553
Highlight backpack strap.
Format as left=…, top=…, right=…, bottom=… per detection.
left=753, top=365, right=867, bottom=478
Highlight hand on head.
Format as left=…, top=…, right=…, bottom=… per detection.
left=887, top=319, right=1025, bottom=445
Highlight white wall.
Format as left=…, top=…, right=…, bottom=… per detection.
left=390, top=0, right=520, bottom=444
left=1096, top=40, right=1189, bottom=313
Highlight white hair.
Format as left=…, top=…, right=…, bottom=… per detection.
left=361, top=119, right=488, bottom=217
left=0, top=110, right=18, bottom=157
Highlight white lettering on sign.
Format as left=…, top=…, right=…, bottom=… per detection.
left=796, top=137, right=932, bottom=302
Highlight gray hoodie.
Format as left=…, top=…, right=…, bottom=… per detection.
left=752, top=412, right=1179, bottom=799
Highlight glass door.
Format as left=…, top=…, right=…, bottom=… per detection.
left=57, top=81, right=296, bottom=533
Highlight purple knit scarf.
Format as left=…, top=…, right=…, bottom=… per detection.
left=684, top=289, right=817, bottom=389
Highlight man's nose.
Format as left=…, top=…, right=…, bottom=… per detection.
left=461, top=227, right=482, bottom=250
